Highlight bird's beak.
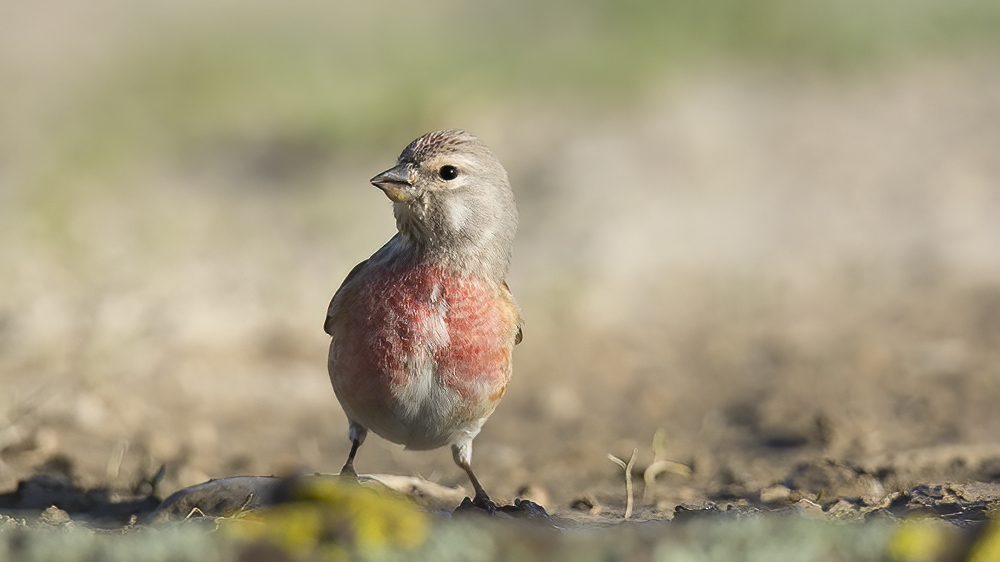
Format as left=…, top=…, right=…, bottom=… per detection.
left=370, top=163, right=415, bottom=203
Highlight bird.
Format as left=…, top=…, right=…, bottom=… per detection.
left=324, top=129, right=521, bottom=510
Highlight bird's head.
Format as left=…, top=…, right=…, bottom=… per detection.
left=370, top=129, right=517, bottom=278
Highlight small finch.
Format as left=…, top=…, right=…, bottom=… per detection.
left=324, top=130, right=521, bottom=509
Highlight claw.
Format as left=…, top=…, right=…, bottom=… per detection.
left=453, top=497, right=552, bottom=523
left=498, top=499, right=551, bottom=521
left=338, top=467, right=358, bottom=482
left=453, top=496, right=497, bottom=516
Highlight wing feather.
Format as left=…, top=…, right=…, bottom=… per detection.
left=502, top=281, right=523, bottom=345
left=323, top=260, right=369, bottom=336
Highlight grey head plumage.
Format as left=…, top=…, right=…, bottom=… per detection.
left=369, top=129, right=517, bottom=282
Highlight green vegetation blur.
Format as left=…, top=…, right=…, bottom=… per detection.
left=3, top=0, right=999, bottom=207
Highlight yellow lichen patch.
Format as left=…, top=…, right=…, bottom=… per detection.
left=969, top=520, right=1000, bottom=562
left=221, top=478, right=429, bottom=560
left=888, top=519, right=955, bottom=562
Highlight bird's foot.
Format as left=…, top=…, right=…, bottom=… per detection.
left=338, top=465, right=359, bottom=483
left=453, top=493, right=498, bottom=515
left=453, top=496, right=551, bottom=523
left=498, top=499, right=551, bottom=521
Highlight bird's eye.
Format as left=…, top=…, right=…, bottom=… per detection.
left=438, top=165, right=459, bottom=181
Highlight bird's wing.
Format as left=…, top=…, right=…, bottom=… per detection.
left=323, top=259, right=369, bottom=337
left=502, top=281, right=523, bottom=345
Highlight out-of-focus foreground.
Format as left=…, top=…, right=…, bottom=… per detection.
left=2, top=0, right=1000, bottom=520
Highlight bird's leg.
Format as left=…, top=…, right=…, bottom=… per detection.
left=339, top=439, right=361, bottom=479
left=451, top=441, right=496, bottom=512
left=340, top=422, right=367, bottom=481
left=458, top=459, right=494, bottom=509
left=451, top=440, right=551, bottom=520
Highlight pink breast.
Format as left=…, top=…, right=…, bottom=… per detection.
left=434, top=278, right=514, bottom=401
left=339, top=265, right=514, bottom=407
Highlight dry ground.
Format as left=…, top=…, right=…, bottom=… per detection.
left=2, top=49, right=1000, bottom=520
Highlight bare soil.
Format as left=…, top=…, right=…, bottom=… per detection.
left=3, top=59, right=1000, bottom=528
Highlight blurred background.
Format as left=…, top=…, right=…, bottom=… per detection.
left=2, top=0, right=1000, bottom=512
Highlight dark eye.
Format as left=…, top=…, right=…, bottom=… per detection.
left=438, top=165, right=459, bottom=181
